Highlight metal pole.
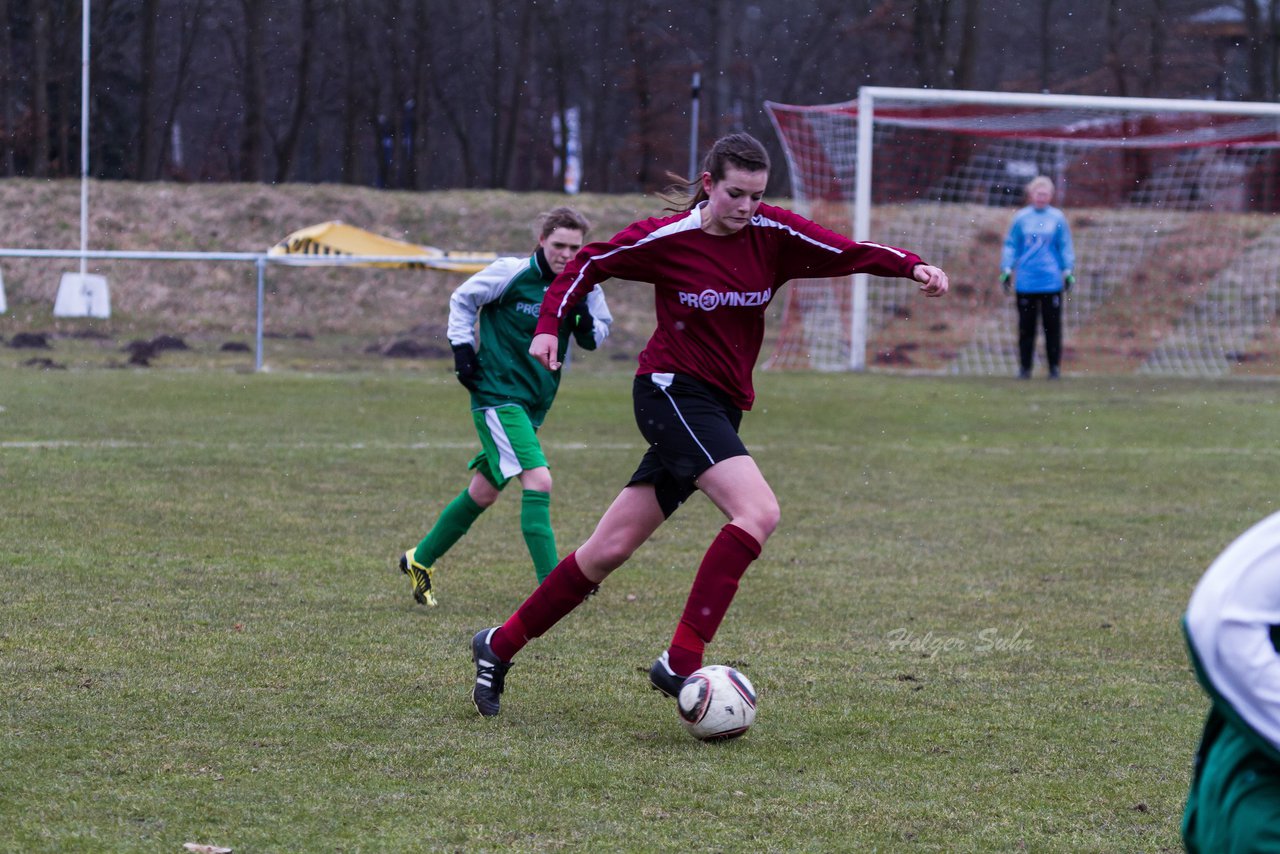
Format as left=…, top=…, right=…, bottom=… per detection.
left=255, top=256, right=265, bottom=372
left=688, top=71, right=701, bottom=179
left=79, top=0, right=89, bottom=276
left=850, top=87, right=875, bottom=372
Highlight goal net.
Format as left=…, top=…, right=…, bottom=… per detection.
left=764, top=88, right=1280, bottom=376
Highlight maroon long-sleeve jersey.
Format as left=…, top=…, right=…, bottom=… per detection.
left=535, top=201, right=923, bottom=410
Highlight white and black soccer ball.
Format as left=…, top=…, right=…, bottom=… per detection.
left=676, top=664, right=757, bottom=741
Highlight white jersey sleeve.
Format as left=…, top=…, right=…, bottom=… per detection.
left=1186, top=509, right=1280, bottom=751
left=446, top=256, right=525, bottom=348
left=584, top=285, right=613, bottom=348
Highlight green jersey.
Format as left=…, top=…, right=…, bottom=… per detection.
left=1182, top=509, right=1280, bottom=853
left=1184, top=623, right=1280, bottom=854
left=447, top=248, right=611, bottom=426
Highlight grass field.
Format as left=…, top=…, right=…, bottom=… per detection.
left=2, top=362, right=1277, bottom=852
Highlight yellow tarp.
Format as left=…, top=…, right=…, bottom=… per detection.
left=269, top=221, right=499, bottom=273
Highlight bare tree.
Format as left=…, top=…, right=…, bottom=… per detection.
left=912, top=1, right=947, bottom=88
left=1142, top=0, right=1167, bottom=98
left=483, top=0, right=534, bottom=188
left=155, top=0, right=211, bottom=179
left=339, top=0, right=366, bottom=184
left=622, top=2, right=662, bottom=189
left=0, top=0, right=1262, bottom=187
left=31, top=2, right=50, bottom=176
left=1038, top=0, right=1055, bottom=92
left=271, top=0, right=317, bottom=182
left=1104, top=0, right=1130, bottom=97
left=1242, top=0, right=1268, bottom=100
left=236, top=0, right=267, bottom=181
left=0, top=0, right=11, bottom=175
left=1271, top=0, right=1280, bottom=100
left=953, top=0, right=980, bottom=89
left=537, top=0, right=576, bottom=193
left=137, top=0, right=160, bottom=178
left=404, top=0, right=433, bottom=190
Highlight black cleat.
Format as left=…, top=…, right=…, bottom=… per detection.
left=471, top=628, right=512, bottom=717
left=648, top=650, right=691, bottom=699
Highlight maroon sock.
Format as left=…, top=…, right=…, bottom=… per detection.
left=667, top=524, right=762, bottom=675
left=490, top=551, right=597, bottom=661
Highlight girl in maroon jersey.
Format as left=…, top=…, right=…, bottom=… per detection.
left=469, top=132, right=949, bottom=716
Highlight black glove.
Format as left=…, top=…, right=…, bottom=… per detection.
left=999, top=270, right=1012, bottom=294
left=571, top=305, right=597, bottom=350
left=452, top=343, right=481, bottom=391
left=1063, top=272, right=1075, bottom=292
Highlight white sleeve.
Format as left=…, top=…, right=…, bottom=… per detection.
left=584, top=285, right=613, bottom=348
left=446, top=257, right=524, bottom=348
left=1186, top=510, right=1280, bottom=751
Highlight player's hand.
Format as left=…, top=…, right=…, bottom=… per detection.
left=451, top=343, right=481, bottom=391
left=1063, top=272, right=1075, bottom=292
left=570, top=305, right=598, bottom=350
left=1000, top=270, right=1012, bottom=294
left=529, top=332, right=561, bottom=371
left=913, top=264, right=949, bottom=297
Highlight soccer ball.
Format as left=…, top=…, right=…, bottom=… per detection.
left=676, top=665, right=757, bottom=741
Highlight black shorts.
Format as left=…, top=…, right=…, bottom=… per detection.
left=629, top=372, right=749, bottom=517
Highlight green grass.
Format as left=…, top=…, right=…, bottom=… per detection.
left=2, top=364, right=1277, bottom=852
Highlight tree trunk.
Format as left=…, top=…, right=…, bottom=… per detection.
left=157, top=0, right=210, bottom=179
left=405, top=0, right=430, bottom=191
left=1038, top=0, right=1053, bottom=92
left=1242, top=0, right=1266, bottom=101
left=272, top=0, right=316, bottom=183
left=495, top=5, right=532, bottom=188
left=340, top=1, right=361, bottom=183
left=953, top=0, right=979, bottom=89
left=541, top=1, right=572, bottom=193
left=711, top=0, right=733, bottom=134
left=32, top=1, right=50, bottom=176
left=1104, top=0, right=1129, bottom=97
left=238, top=0, right=267, bottom=182
left=912, top=1, right=952, bottom=89
left=625, top=5, right=655, bottom=189
left=0, top=0, right=12, bottom=175
left=137, top=0, right=160, bottom=179
left=428, top=71, right=477, bottom=187
left=1141, top=0, right=1165, bottom=98
left=1271, top=0, right=1280, bottom=101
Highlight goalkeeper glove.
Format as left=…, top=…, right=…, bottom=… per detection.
left=451, top=343, right=481, bottom=392
left=1063, top=272, right=1075, bottom=292
left=1000, top=270, right=1012, bottom=294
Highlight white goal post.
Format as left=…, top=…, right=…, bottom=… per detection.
left=766, top=87, right=1280, bottom=376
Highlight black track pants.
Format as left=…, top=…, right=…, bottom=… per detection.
left=1017, top=292, right=1062, bottom=373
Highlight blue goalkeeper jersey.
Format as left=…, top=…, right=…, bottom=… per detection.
left=1001, top=205, right=1075, bottom=294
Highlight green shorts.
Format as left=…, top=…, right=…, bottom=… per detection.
left=468, top=404, right=547, bottom=489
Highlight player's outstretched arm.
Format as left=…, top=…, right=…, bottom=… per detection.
left=529, top=332, right=561, bottom=371
left=913, top=264, right=949, bottom=297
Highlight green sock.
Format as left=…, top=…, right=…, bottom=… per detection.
left=521, top=489, right=558, bottom=584
left=413, top=488, right=485, bottom=566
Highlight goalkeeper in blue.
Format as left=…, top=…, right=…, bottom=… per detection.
left=1182, top=510, right=1280, bottom=852
left=999, top=175, right=1075, bottom=380
left=397, top=207, right=612, bottom=605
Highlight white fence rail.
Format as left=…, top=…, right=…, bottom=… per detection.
left=0, top=249, right=497, bottom=371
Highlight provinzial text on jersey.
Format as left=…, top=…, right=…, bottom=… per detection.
left=678, top=288, right=774, bottom=311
